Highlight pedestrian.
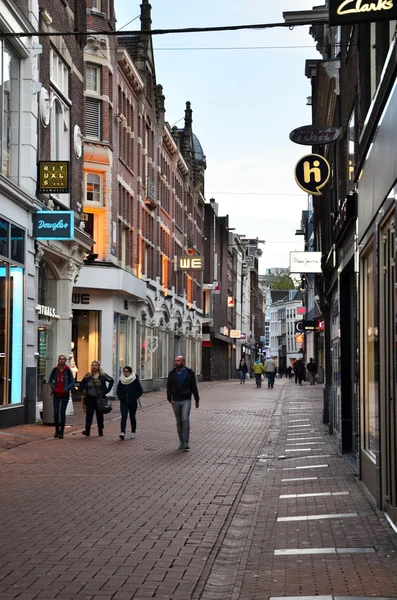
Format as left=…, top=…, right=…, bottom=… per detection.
left=306, top=358, right=318, bottom=385
left=167, top=355, right=199, bottom=451
left=48, top=354, right=75, bottom=439
left=117, top=366, right=143, bottom=440
left=252, top=358, right=265, bottom=388
left=294, top=358, right=305, bottom=385
left=265, top=356, right=277, bottom=388
left=238, top=358, right=248, bottom=384
left=80, top=360, right=114, bottom=437
left=287, top=366, right=292, bottom=379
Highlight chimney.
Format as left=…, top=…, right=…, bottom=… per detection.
left=209, top=198, right=218, bottom=216
left=140, top=0, right=152, bottom=32
left=156, top=84, right=165, bottom=129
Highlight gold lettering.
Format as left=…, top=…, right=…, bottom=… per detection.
left=191, top=258, right=202, bottom=269
left=303, top=160, right=322, bottom=184
left=337, top=0, right=393, bottom=16
left=179, top=258, right=190, bottom=269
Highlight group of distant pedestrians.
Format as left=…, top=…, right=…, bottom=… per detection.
left=237, top=357, right=318, bottom=388
left=48, top=354, right=199, bottom=451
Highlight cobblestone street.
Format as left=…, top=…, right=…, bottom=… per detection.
left=1, top=378, right=397, bottom=600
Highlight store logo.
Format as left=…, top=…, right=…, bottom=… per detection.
left=33, top=211, right=74, bottom=241
left=295, top=154, right=330, bottom=196
left=177, top=256, right=204, bottom=271
left=329, top=0, right=397, bottom=24
left=37, top=219, right=69, bottom=232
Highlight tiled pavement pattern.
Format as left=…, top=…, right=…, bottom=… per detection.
left=0, top=380, right=397, bottom=599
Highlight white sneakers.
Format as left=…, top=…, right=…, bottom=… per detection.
left=131, top=433, right=136, bottom=439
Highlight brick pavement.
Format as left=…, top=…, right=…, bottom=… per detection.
left=0, top=379, right=396, bottom=599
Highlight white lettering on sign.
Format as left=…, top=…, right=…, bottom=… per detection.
left=38, top=219, right=69, bottom=231
left=35, top=304, right=60, bottom=319
left=337, top=0, right=393, bottom=16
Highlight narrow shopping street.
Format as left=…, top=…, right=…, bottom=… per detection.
left=1, top=378, right=397, bottom=600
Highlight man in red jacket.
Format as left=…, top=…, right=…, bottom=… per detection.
left=48, top=355, right=75, bottom=438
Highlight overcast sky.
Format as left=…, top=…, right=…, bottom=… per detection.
left=114, top=0, right=321, bottom=272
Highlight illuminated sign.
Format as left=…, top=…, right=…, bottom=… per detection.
left=230, top=330, right=241, bottom=339
left=295, top=154, right=330, bottom=196
left=296, top=333, right=304, bottom=344
left=295, top=321, right=304, bottom=334
left=33, top=211, right=74, bottom=241
left=177, top=256, right=204, bottom=271
left=290, top=251, right=322, bottom=274
left=303, top=320, right=317, bottom=331
left=38, top=161, right=70, bottom=193
left=329, top=0, right=397, bottom=25
left=290, top=125, right=340, bottom=146
left=227, top=296, right=235, bottom=307
left=297, top=306, right=306, bottom=315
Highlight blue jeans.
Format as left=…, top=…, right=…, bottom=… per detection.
left=120, top=398, right=138, bottom=433
left=267, top=372, right=275, bottom=386
left=239, top=371, right=246, bottom=383
left=172, top=399, right=191, bottom=444
left=53, top=394, right=69, bottom=433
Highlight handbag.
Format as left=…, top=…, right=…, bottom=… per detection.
left=96, top=395, right=113, bottom=414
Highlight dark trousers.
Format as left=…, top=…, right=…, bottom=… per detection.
left=255, top=374, right=262, bottom=387
left=172, top=399, right=191, bottom=444
left=267, top=372, right=275, bottom=387
left=120, top=398, right=138, bottom=433
left=295, top=373, right=304, bottom=385
left=53, top=395, right=69, bottom=433
left=84, top=397, right=104, bottom=433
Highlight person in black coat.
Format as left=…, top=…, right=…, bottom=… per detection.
left=167, top=355, right=199, bottom=451
left=80, top=360, right=114, bottom=437
left=117, top=366, right=143, bottom=440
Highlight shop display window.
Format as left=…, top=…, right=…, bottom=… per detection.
left=362, top=247, right=377, bottom=458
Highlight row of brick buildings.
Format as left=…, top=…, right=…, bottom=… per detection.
left=0, top=0, right=265, bottom=428
left=286, top=3, right=397, bottom=527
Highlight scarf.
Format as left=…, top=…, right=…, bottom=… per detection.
left=120, top=372, right=136, bottom=385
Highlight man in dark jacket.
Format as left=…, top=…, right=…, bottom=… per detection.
left=167, top=355, right=199, bottom=451
left=48, top=355, right=75, bottom=438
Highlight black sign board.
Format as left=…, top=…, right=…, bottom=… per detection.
left=294, top=154, right=330, bottom=196
left=290, top=125, right=341, bottom=146
left=33, top=211, right=74, bottom=240
left=303, top=320, right=317, bottom=332
left=329, top=0, right=397, bottom=26
left=295, top=321, right=304, bottom=334
left=38, top=161, right=70, bottom=193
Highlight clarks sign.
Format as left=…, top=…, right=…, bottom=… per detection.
left=329, top=0, right=397, bottom=25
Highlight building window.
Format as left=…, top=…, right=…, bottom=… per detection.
left=50, top=50, right=69, bottom=98
left=347, top=110, right=355, bottom=193
left=86, top=64, right=100, bottom=94
left=86, top=98, right=101, bottom=139
left=362, top=247, right=377, bottom=459
left=0, top=218, right=25, bottom=407
left=1, top=42, right=20, bottom=178
left=86, top=173, right=102, bottom=204
left=91, top=0, right=101, bottom=11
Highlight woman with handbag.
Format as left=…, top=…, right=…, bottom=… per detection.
left=80, top=361, right=114, bottom=437
left=117, top=366, right=143, bottom=440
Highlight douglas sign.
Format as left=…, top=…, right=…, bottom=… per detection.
left=329, top=0, right=397, bottom=25
left=33, top=211, right=74, bottom=241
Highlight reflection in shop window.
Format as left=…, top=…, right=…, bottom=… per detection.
left=140, top=324, right=153, bottom=380
left=363, top=248, right=377, bottom=458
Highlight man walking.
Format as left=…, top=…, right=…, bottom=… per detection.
left=48, top=355, right=75, bottom=438
left=306, top=358, right=318, bottom=385
left=265, top=356, right=277, bottom=388
left=294, top=358, right=305, bottom=385
left=167, top=356, right=199, bottom=451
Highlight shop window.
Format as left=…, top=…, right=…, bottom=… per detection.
left=86, top=64, right=100, bottom=94
left=10, top=225, right=24, bottom=264
left=362, top=247, right=377, bottom=458
left=86, top=173, right=102, bottom=204
left=0, top=218, right=8, bottom=258
left=140, top=322, right=154, bottom=380
left=1, top=42, right=20, bottom=178
left=72, top=310, right=101, bottom=381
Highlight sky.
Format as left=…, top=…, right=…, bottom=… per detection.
left=114, top=0, right=321, bottom=272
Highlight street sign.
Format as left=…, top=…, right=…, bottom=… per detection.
left=329, top=0, right=397, bottom=26
left=290, top=125, right=340, bottom=146
left=294, top=154, right=330, bottom=196
left=177, top=256, right=204, bottom=271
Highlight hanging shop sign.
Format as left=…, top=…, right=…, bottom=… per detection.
left=230, top=330, right=241, bottom=339
left=296, top=333, right=304, bottom=344
left=290, top=125, right=341, bottom=146
left=297, top=306, right=306, bottom=315
left=329, top=0, right=397, bottom=26
left=38, top=161, right=70, bottom=193
left=290, top=251, right=322, bottom=274
left=212, top=281, right=221, bottom=295
left=33, top=211, right=74, bottom=241
left=295, top=321, right=304, bottom=334
left=227, top=296, right=235, bottom=307
left=177, top=256, right=204, bottom=271
left=295, top=154, right=330, bottom=196
left=302, top=320, right=317, bottom=331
